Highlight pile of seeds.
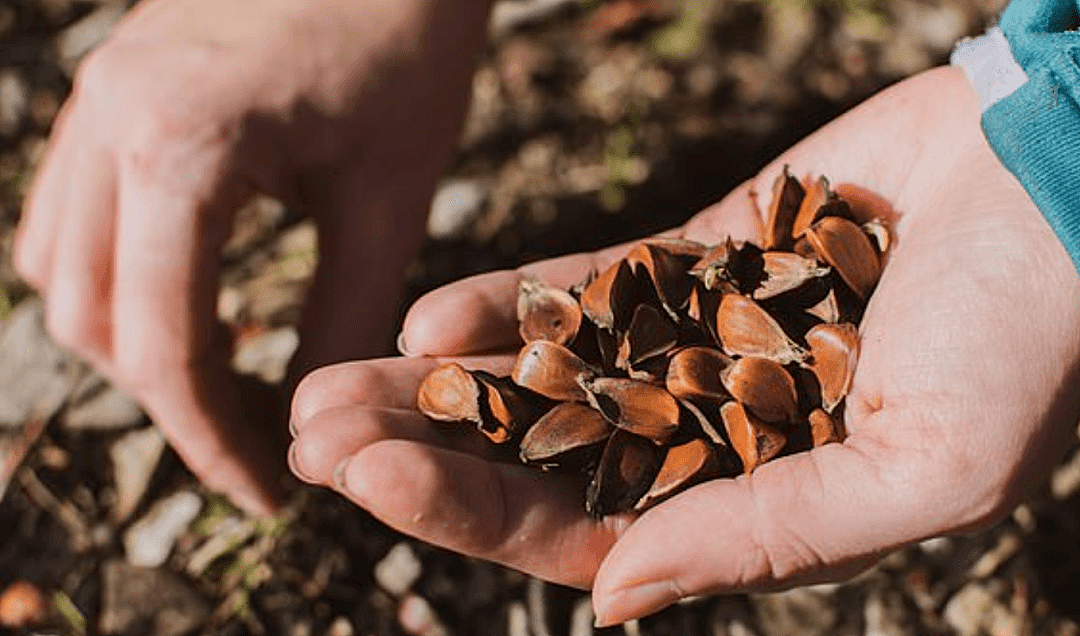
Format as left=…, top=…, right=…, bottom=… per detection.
left=417, top=169, right=888, bottom=516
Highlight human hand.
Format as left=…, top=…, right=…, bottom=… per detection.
left=13, top=0, right=490, bottom=513
left=288, top=66, right=1080, bottom=622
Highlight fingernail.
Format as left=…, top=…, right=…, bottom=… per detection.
left=397, top=331, right=417, bottom=357
left=593, top=580, right=682, bottom=628
left=331, top=457, right=352, bottom=491
left=287, top=443, right=315, bottom=484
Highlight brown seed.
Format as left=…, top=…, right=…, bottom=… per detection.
left=763, top=166, right=805, bottom=250
left=616, top=303, right=677, bottom=370
left=580, top=259, right=635, bottom=330
left=687, top=283, right=722, bottom=342
left=635, top=438, right=721, bottom=510
left=636, top=237, right=708, bottom=260
left=513, top=341, right=597, bottom=402
left=806, top=288, right=840, bottom=324
left=720, top=356, right=799, bottom=424
left=517, top=278, right=583, bottom=346
left=625, top=242, right=696, bottom=312
left=473, top=371, right=537, bottom=443
left=520, top=402, right=613, bottom=465
left=666, top=346, right=732, bottom=402
left=805, top=323, right=859, bottom=413
left=716, top=294, right=807, bottom=364
left=804, top=216, right=882, bottom=300
left=752, top=251, right=831, bottom=301
left=791, top=175, right=831, bottom=239
left=792, top=235, right=817, bottom=260
left=581, top=377, right=681, bottom=443
left=809, top=408, right=845, bottom=446
left=586, top=430, right=662, bottom=517
left=0, top=582, right=47, bottom=629
left=720, top=401, right=787, bottom=473
left=417, top=363, right=482, bottom=423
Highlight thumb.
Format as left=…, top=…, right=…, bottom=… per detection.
left=589, top=412, right=1000, bottom=626
left=289, top=174, right=430, bottom=385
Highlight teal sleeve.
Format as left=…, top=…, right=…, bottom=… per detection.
left=983, top=0, right=1080, bottom=271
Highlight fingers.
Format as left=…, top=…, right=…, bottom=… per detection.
left=589, top=421, right=983, bottom=626
left=400, top=179, right=767, bottom=358
left=111, top=151, right=286, bottom=514
left=337, top=439, right=626, bottom=589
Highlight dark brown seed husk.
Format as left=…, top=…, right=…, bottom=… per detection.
left=679, top=398, right=729, bottom=446
left=586, top=430, right=662, bottom=517
left=791, top=175, right=831, bottom=239
left=417, top=363, right=482, bottom=424
left=616, top=304, right=678, bottom=370
left=805, top=323, right=859, bottom=413
left=804, top=216, right=882, bottom=300
left=716, top=294, right=807, bottom=364
left=720, top=357, right=799, bottom=424
left=635, top=438, right=722, bottom=510
left=720, top=401, right=787, bottom=473
left=806, top=288, right=841, bottom=324
left=519, top=402, right=613, bottom=465
left=863, top=218, right=891, bottom=256
left=809, top=408, right=846, bottom=446
left=473, top=371, right=539, bottom=444
left=581, top=377, right=681, bottom=443
left=580, top=259, right=635, bottom=330
left=763, top=166, right=805, bottom=250
left=513, top=341, right=596, bottom=402
left=752, top=251, right=831, bottom=301
left=626, top=242, right=697, bottom=313
left=517, top=278, right=583, bottom=346
left=666, top=346, right=732, bottom=402
left=626, top=354, right=671, bottom=384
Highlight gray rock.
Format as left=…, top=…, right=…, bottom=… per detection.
left=109, top=426, right=166, bottom=523
left=123, top=491, right=203, bottom=568
left=99, top=560, right=209, bottom=636
left=374, top=542, right=423, bottom=597
left=62, top=373, right=145, bottom=431
left=943, top=583, right=995, bottom=636
left=55, top=4, right=127, bottom=75
left=864, top=590, right=912, bottom=636
left=0, top=68, right=29, bottom=137
left=0, top=298, right=86, bottom=429
left=427, top=179, right=488, bottom=240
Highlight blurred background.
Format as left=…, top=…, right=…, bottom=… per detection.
left=6, top=0, right=1080, bottom=634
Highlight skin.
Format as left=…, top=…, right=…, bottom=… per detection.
left=289, top=67, right=1080, bottom=624
left=13, top=0, right=492, bottom=513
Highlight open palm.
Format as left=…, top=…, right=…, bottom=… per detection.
left=288, top=67, right=1080, bottom=625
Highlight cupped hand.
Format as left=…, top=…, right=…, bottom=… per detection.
left=289, top=66, right=1080, bottom=623
left=13, top=0, right=490, bottom=513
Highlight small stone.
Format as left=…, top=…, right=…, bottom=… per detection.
left=55, top=4, right=126, bottom=75
left=568, top=597, right=594, bottom=636
left=231, top=326, right=299, bottom=384
left=123, top=491, right=203, bottom=568
left=99, top=560, right=209, bottom=636
left=399, top=594, right=451, bottom=636
left=1051, top=450, right=1080, bottom=499
left=0, top=68, right=29, bottom=137
left=374, top=542, right=423, bottom=597
left=970, top=533, right=1021, bottom=579
left=109, top=426, right=167, bottom=523
left=0, top=581, right=47, bottom=629
left=943, top=583, right=995, bottom=636
left=0, top=299, right=86, bottom=429
left=507, top=601, right=529, bottom=636
left=488, top=0, right=578, bottom=37
left=62, top=374, right=145, bottom=431
left=427, top=179, right=488, bottom=240
left=326, top=616, right=354, bottom=636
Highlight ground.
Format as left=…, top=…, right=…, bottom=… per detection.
left=4, top=0, right=1080, bottom=635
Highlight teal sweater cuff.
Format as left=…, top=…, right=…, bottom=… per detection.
left=980, top=0, right=1080, bottom=271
